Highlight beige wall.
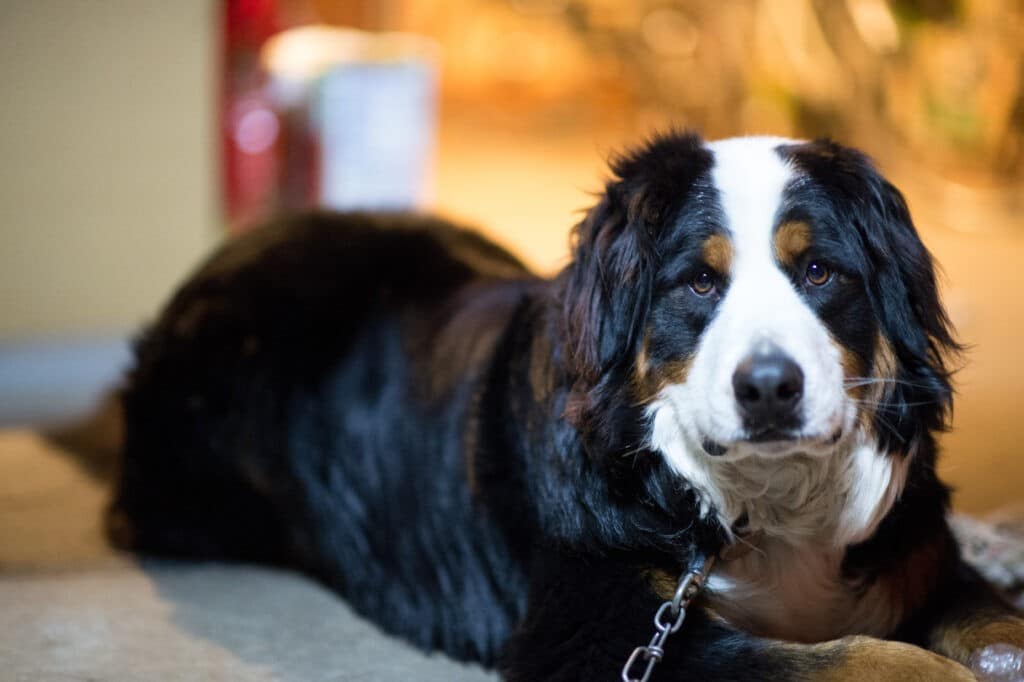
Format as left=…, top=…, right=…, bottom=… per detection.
left=0, top=1, right=219, bottom=340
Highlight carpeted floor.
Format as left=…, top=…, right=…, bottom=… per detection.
left=0, top=430, right=496, bottom=682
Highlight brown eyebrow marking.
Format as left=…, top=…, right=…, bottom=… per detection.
left=774, top=220, right=812, bottom=267
left=702, top=233, right=733, bottom=274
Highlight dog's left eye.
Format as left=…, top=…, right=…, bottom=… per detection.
left=690, top=270, right=717, bottom=296
left=805, top=261, right=832, bottom=286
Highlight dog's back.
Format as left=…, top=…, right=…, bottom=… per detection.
left=110, top=211, right=535, bottom=661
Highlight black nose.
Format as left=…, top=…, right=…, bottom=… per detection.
left=732, top=349, right=804, bottom=432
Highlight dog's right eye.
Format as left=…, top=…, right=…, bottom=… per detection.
left=690, top=270, right=716, bottom=296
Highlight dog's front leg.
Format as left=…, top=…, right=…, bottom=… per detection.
left=910, top=561, right=1024, bottom=680
left=500, top=555, right=975, bottom=681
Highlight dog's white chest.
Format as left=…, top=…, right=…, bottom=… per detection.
left=705, top=538, right=900, bottom=642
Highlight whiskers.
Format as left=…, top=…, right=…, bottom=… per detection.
left=843, top=376, right=939, bottom=410
left=847, top=397, right=938, bottom=409
left=842, top=376, right=935, bottom=391
left=841, top=377, right=929, bottom=444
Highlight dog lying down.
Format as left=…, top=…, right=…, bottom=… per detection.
left=109, top=132, right=1024, bottom=680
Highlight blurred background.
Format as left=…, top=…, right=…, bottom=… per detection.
left=0, top=0, right=1021, bottom=512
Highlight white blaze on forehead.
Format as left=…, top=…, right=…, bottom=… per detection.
left=706, top=136, right=795, bottom=267
left=705, top=137, right=808, bottom=350
left=694, top=136, right=848, bottom=447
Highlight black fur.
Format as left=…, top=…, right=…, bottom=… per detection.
left=111, top=132, right=1019, bottom=680
left=114, top=213, right=536, bottom=661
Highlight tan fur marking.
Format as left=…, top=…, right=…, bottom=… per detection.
left=858, top=335, right=898, bottom=432
left=839, top=344, right=866, bottom=389
left=933, top=616, right=1024, bottom=665
left=817, top=636, right=975, bottom=681
left=648, top=567, right=736, bottom=627
left=646, top=567, right=677, bottom=601
left=633, top=344, right=693, bottom=404
left=871, top=336, right=898, bottom=401
left=635, top=334, right=650, bottom=384
left=702, top=233, right=733, bottom=274
left=828, top=332, right=869, bottom=431
left=657, top=359, right=693, bottom=388
left=773, top=221, right=812, bottom=267
left=528, top=333, right=556, bottom=402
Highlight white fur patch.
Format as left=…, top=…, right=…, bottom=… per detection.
left=699, top=435, right=910, bottom=642
left=649, top=406, right=904, bottom=545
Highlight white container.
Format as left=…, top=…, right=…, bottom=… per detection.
left=317, top=57, right=437, bottom=211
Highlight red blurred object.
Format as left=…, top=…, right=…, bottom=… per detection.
left=222, top=0, right=278, bottom=233
left=220, top=0, right=438, bottom=230
left=221, top=0, right=319, bottom=233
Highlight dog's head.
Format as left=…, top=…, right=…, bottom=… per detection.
left=560, top=132, right=958, bottom=530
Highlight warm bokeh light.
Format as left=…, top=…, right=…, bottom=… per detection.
left=1, top=0, right=1021, bottom=511
left=241, top=0, right=1024, bottom=513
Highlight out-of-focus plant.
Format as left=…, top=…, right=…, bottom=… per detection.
left=395, top=0, right=1023, bottom=184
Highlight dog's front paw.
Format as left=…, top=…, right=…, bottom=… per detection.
left=969, top=644, right=1024, bottom=682
left=825, top=636, right=976, bottom=681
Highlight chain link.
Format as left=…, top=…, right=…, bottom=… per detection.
left=621, top=554, right=715, bottom=682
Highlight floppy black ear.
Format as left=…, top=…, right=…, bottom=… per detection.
left=561, top=187, right=654, bottom=392
left=858, top=169, right=962, bottom=453
left=558, top=179, right=657, bottom=447
left=558, top=131, right=711, bottom=439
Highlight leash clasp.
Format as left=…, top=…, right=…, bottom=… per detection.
left=620, top=554, right=716, bottom=682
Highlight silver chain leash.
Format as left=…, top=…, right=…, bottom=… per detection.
left=620, top=554, right=716, bottom=682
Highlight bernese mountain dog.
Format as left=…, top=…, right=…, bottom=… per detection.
left=109, top=132, right=1024, bottom=680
